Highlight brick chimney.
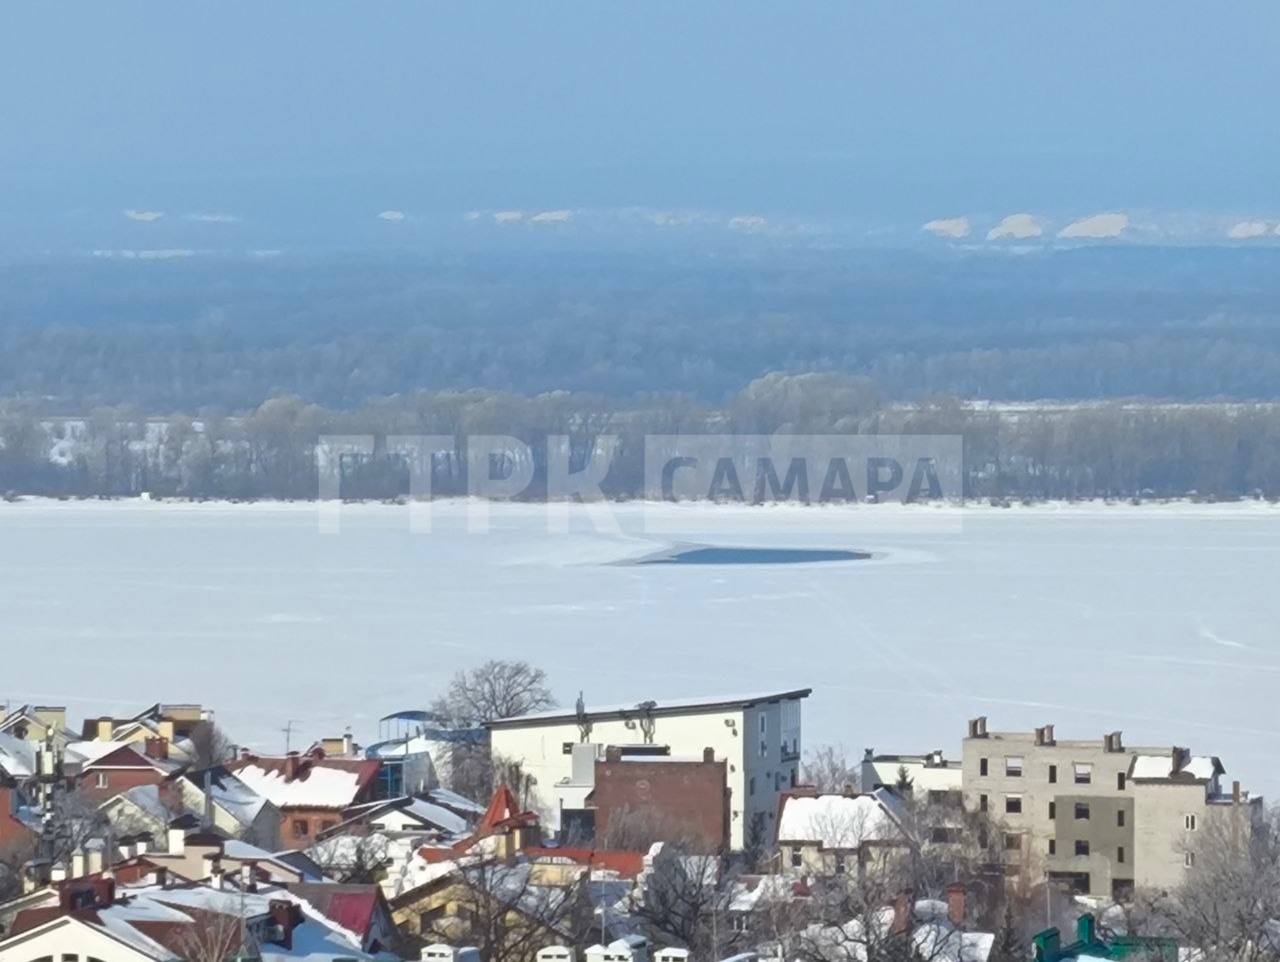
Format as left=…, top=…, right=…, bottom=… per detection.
left=1171, top=746, right=1190, bottom=774
left=967, top=717, right=988, bottom=738
left=890, top=891, right=913, bottom=935
left=96, top=717, right=114, bottom=741
left=946, top=883, right=967, bottom=928
left=283, top=751, right=301, bottom=781
left=702, top=747, right=715, bottom=763
left=143, top=737, right=169, bottom=760
left=268, top=899, right=303, bottom=950
left=605, top=746, right=622, bottom=764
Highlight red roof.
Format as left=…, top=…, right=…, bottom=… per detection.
left=476, top=784, right=539, bottom=837
left=288, top=884, right=384, bottom=939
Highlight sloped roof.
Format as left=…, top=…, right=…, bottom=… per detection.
left=229, top=755, right=380, bottom=810
left=487, top=689, right=811, bottom=729
left=777, top=788, right=908, bottom=849
left=286, top=883, right=386, bottom=939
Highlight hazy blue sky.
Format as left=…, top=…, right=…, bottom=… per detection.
left=3, top=2, right=1278, bottom=239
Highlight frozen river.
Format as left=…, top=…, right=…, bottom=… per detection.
left=3, top=498, right=1278, bottom=800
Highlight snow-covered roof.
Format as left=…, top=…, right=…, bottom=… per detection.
left=66, top=739, right=135, bottom=765
left=1130, top=754, right=1220, bottom=781
left=231, top=757, right=378, bottom=810
left=777, top=789, right=907, bottom=849
left=428, top=787, right=487, bottom=816
left=402, top=798, right=469, bottom=835
left=107, top=785, right=173, bottom=824
left=2, top=881, right=375, bottom=962
left=0, top=732, right=36, bottom=777
left=487, top=689, right=811, bottom=728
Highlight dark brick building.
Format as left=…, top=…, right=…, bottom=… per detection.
left=590, top=746, right=729, bottom=854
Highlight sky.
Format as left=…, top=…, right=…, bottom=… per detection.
left=2, top=3, right=1279, bottom=247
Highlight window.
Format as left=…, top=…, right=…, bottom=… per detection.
left=1048, top=764, right=1057, bottom=784
left=293, top=819, right=310, bottom=837
left=1073, top=763, right=1093, bottom=785
left=1048, top=801, right=1056, bottom=819
left=1074, top=802, right=1090, bottom=820
left=1117, top=772, right=1126, bottom=790
left=1118, top=846, right=1126, bottom=864
left=1075, top=840, right=1090, bottom=857
left=834, top=853, right=847, bottom=874
left=1005, top=794, right=1023, bottom=814
left=1004, top=833, right=1022, bottom=851
left=791, top=847, right=802, bottom=868
left=749, top=776, right=756, bottom=796
left=1048, top=839, right=1056, bottom=856
left=1005, top=756, right=1023, bottom=777
left=1117, top=810, right=1125, bottom=827
left=930, top=827, right=957, bottom=843
left=371, top=822, right=385, bottom=831
left=790, top=769, right=797, bottom=787
left=1185, top=852, right=1195, bottom=868
left=94, top=772, right=108, bottom=788
left=979, top=757, right=988, bottom=777
left=979, top=794, right=988, bottom=812
left=1185, top=814, right=1197, bottom=831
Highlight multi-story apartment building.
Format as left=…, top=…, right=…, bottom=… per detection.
left=485, top=689, right=810, bottom=851
left=961, top=717, right=1260, bottom=899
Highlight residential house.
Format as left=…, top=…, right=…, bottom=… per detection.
left=318, top=795, right=471, bottom=841
left=390, top=858, right=589, bottom=955
left=178, top=766, right=282, bottom=847
left=285, top=882, right=399, bottom=955
left=486, top=689, right=810, bottom=851
left=961, top=717, right=1261, bottom=898
left=230, top=750, right=381, bottom=849
left=775, top=787, right=910, bottom=876
left=861, top=749, right=963, bottom=804
left=0, top=705, right=75, bottom=750
left=78, top=704, right=209, bottom=766
left=1129, top=749, right=1260, bottom=891
left=588, top=746, right=729, bottom=854
left=0, top=787, right=38, bottom=853
left=65, top=740, right=183, bottom=803
left=0, top=875, right=378, bottom=962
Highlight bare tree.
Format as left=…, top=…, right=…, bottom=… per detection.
left=421, top=858, right=592, bottom=962
left=189, top=721, right=235, bottom=769
left=175, top=899, right=258, bottom=962
left=803, top=745, right=859, bottom=793
left=0, top=834, right=38, bottom=902
left=431, top=660, right=556, bottom=727
left=44, top=786, right=110, bottom=863
left=631, top=842, right=738, bottom=959
left=309, top=832, right=392, bottom=884
left=1139, top=803, right=1280, bottom=962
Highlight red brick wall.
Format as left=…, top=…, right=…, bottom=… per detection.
left=281, top=808, right=344, bottom=849
left=77, top=768, right=165, bottom=803
left=0, top=788, right=35, bottom=850
left=592, top=755, right=729, bottom=854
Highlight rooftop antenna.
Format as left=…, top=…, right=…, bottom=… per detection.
left=281, top=720, right=297, bottom=754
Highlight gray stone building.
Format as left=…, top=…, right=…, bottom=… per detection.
left=961, top=718, right=1259, bottom=899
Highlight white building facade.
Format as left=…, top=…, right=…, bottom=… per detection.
left=485, top=689, right=810, bottom=851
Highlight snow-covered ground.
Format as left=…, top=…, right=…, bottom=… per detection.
left=3, top=498, right=1279, bottom=800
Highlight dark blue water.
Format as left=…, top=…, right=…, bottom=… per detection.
left=637, top=546, right=870, bottom=566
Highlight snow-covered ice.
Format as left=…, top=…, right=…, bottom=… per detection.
left=2, top=499, right=1279, bottom=800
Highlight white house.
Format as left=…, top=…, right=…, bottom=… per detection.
left=860, top=749, right=962, bottom=799
left=485, top=689, right=810, bottom=851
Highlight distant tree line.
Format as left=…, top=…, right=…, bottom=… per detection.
left=3, top=373, right=1280, bottom=501
left=4, top=248, right=1280, bottom=409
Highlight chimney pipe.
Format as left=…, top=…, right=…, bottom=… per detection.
left=946, top=883, right=967, bottom=928
left=703, top=747, right=715, bottom=764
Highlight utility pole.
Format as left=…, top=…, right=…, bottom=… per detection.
left=281, top=721, right=297, bottom=754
